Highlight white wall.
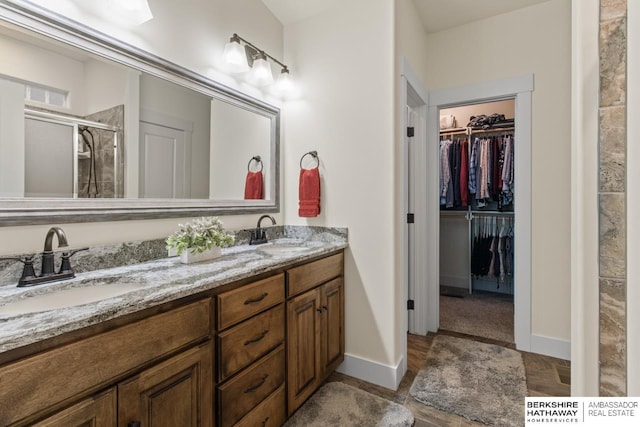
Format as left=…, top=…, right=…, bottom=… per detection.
left=83, top=58, right=129, bottom=115
left=282, top=0, right=398, bottom=380
left=0, top=0, right=285, bottom=255
left=140, top=74, right=211, bottom=199
left=423, top=0, right=572, bottom=343
left=0, top=79, right=25, bottom=197
left=209, top=100, right=272, bottom=200
left=0, top=31, right=85, bottom=114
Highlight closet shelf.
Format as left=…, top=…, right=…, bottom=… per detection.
left=439, top=126, right=515, bottom=136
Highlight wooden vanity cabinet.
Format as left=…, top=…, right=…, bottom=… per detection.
left=118, top=341, right=214, bottom=427
left=215, top=273, right=286, bottom=427
left=0, top=299, right=212, bottom=427
left=1, top=249, right=345, bottom=427
left=286, top=253, right=344, bottom=416
left=30, top=388, right=117, bottom=427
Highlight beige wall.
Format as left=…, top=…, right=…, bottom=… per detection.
left=283, top=0, right=397, bottom=367
left=423, top=0, right=572, bottom=342
left=0, top=0, right=285, bottom=255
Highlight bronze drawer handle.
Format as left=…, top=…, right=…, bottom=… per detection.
left=244, top=329, right=269, bottom=346
left=244, top=292, right=268, bottom=305
left=244, top=374, right=268, bottom=393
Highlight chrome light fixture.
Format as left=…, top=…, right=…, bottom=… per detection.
left=223, top=33, right=294, bottom=95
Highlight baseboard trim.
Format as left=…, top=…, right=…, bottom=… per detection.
left=336, top=353, right=405, bottom=390
left=531, top=334, right=571, bottom=360
left=439, top=275, right=468, bottom=289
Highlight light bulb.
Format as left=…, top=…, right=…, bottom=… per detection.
left=275, top=68, right=294, bottom=97
left=223, top=38, right=249, bottom=73
left=247, top=55, right=274, bottom=87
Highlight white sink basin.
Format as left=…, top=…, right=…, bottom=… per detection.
left=0, top=283, right=141, bottom=315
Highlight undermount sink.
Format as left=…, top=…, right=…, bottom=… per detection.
left=0, top=283, right=141, bottom=315
left=257, top=245, right=312, bottom=256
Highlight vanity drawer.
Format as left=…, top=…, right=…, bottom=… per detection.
left=217, top=273, right=284, bottom=330
left=217, top=303, right=285, bottom=382
left=0, top=299, right=210, bottom=426
left=217, top=344, right=285, bottom=427
left=287, top=252, right=344, bottom=297
left=234, top=384, right=286, bottom=427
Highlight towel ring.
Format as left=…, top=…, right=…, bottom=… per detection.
left=300, top=151, right=319, bottom=169
left=247, top=155, right=263, bottom=172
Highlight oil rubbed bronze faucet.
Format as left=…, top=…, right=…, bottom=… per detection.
left=41, top=226, right=69, bottom=276
left=0, top=227, right=88, bottom=287
left=250, top=215, right=276, bottom=245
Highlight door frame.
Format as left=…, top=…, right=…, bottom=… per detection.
left=400, top=58, right=429, bottom=342
left=400, top=63, right=535, bottom=362
left=423, top=75, right=534, bottom=351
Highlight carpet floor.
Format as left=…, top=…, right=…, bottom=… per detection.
left=410, top=335, right=526, bottom=427
left=440, top=290, right=514, bottom=343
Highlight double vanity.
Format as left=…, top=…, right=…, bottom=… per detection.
left=0, top=227, right=347, bottom=427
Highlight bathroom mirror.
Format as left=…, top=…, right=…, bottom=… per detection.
left=0, top=1, right=279, bottom=225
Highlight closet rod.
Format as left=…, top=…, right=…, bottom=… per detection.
left=440, top=210, right=469, bottom=217
left=439, top=126, right=515, bottom=136
left=467, top=126, right=515, bottom=134
left=471, top=210, right=514, bottom=216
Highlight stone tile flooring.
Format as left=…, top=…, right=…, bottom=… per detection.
left=327, top=331, right=570, bottom=426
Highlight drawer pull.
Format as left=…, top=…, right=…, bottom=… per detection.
left=244, top=329, right=269, bottom=346
left=262, top=416, right=270, bottom=426
left=244, top=374, right=268, bottom=393
left=244, top=292, right=269, bottom=305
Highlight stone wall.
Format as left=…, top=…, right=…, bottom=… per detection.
left=599, top=0, right=627, bottom=397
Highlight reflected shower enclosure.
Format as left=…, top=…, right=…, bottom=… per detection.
left=23, top=106, right=123, bottom=198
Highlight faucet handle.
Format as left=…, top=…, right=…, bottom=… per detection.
left=59, top=248, right=89, bottom=274
left=0, top=256, right=38, bottom=285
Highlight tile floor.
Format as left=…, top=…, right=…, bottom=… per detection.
left=327, top=330, right=571, bottom=426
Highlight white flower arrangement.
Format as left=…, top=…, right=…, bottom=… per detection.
left=166, top=216, right=235, bottom=255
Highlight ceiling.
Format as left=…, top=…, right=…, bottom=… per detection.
left=261, top=0, right=552, bottom=33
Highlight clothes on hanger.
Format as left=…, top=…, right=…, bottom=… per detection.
left=470, top=215, right=514, bottom=290
left=467, top=134, right=514, bottom=209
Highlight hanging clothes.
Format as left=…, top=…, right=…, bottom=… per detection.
left=470, top=215, right=514, bottom=289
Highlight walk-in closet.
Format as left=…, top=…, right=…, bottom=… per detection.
left=438, top=99, right=515, bottom=344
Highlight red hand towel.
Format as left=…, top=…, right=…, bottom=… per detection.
left=244, top=171, right=264, bottom=199
left=298, top=167, right=320, bottom=217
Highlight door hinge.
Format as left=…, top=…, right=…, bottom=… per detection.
left=407, top=126, right=415, bottom=137
left=407, top=299, right=415, bottom=310
left=406, top=213, right=415, bottom=224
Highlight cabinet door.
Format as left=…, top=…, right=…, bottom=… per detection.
left=320, top=278, right=345, bottom=376
left=286, top=288, right=321, bottom=415
left=31, top=388, right=116, bottom=427
left=118, top=342, right=213, bottom=427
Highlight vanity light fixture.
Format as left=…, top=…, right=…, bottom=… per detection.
left=223, top=33, right=293, bottom=95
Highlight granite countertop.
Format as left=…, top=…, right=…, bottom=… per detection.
left=0, top=236, right=347, bottom=354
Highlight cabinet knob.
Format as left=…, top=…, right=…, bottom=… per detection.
left=261, top=416, right=270, bottom=426
left=128, top=422, right=141, bottom=427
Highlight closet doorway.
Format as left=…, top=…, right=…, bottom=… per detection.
left=407, top=75, right=533, bottom=352
left=439, top=99, right=516, bottom=344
